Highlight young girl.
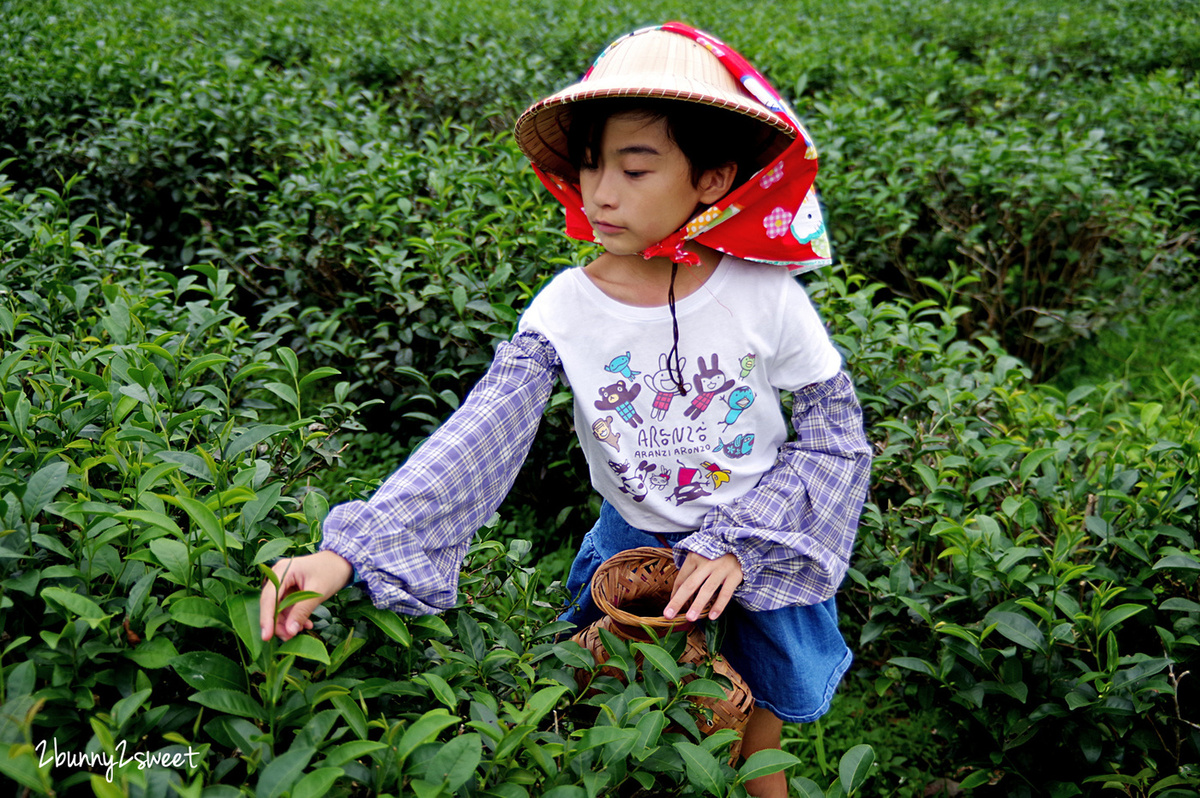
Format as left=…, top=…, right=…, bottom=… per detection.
left=260, top=23, right=871, bottom=798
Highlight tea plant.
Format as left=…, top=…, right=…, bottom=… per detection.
left=0, top=177, right=374, bottom=793
left=0, top=172, right=884, bottom=798
left=3, top=0, right=1200, bottom=794
left=810, top=271, right=1200, bottom=796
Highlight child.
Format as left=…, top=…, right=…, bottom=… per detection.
left=260, top=23, right=871, bottom=798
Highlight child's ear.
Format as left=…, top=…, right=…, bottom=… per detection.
left=697, top=162, right=737, bottom=203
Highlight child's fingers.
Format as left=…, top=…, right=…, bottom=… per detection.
left=665, top=553, right=742, bottom=621
left=664, top=559, right=701, bottom=619
left=705, top=577, right=740, bottom=620
left=259, top=560, right=291, bottom=641
left=666, top=560, right=717, bottom=620
left=261, top=551, right=352, bottom=641
left=274, top=597, right=320, bottom=641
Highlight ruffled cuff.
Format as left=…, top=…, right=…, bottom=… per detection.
left=321, top=516, right=455, bottom=615
left=672, top=526, right=769, bottom=591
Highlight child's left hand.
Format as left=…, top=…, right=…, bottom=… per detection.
left=664, top=551, right=743, bottom=622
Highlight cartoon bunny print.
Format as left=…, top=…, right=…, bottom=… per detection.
left=643, top=353, right=688, bottom=421
left=684, top=354, right=735, bottom=421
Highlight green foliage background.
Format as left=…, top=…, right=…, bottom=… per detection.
left=0, top=0, right=1197, bottom=795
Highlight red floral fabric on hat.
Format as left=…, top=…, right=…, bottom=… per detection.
left=530, top=22, right=832, bottom=273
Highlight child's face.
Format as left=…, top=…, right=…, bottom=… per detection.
left=579, top=113, right=729, bottom=258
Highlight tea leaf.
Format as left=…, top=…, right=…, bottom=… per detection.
left=275, top=590, right=322, bottom=613
left=1152, top=554, right=1200, bottom=571
left=115, top=509, right=184, bottom=539
left=540, top=788, right=586, bottom=798
left=632, top=642, right=680, bottom=685
left=791, top=776, right=825, bottom=798
left=256, top=745, right=314, bottom=798
left=357, top=605, right=412, bottom=646
left=672, top=741, right=725, bottom=795
left=457, top=612, right=487, bottom=662
left=179, top=353, right=232, bottom=381
left=42, top=587, right=110, bottom=628
left=155, top=450, right=214, bottom=482
left=168, top=596, right=230, bottom=630
left=149, top=538, right=190, bottom=586
left=224, top=425, right=290, bottom=461
left=417, top=672, right=457, bottom=709
left=738, top=748, right=801, bottom=784
left=190, top=689, right=266, bottom=720
left=517, top=685, right=568, bottom=726
left=299, top=366, right=341, bottom=388
left=839, top=744, right=875, bottom=794
left=1096, top=604, right=1147, bottom=638
left=171, top=651, right=248, bottom=692
left=291, top=767, right=345, bottom=798
left=23, top=461, right=69, bottom=518
left=320, top=740, right=388, bottom=768
left=680, top=678, right=728, bottom=700
left=1018, top=447, right=1057, bottom=484
left=174, top=495, right=226, bottom=554
left=225, top=595, right=264, bottom=661
left=421, top=733, right=481, bottom=791
left=278, top=634, right=331, bottom=665
left=397, top=709, right=460, bottom=764
left=124, top=636, right=178, bottom=669
left=986, top=610, right=1046, bottom=654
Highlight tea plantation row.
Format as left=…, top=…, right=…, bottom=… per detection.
left=1, top=0, right=1197, bottom=795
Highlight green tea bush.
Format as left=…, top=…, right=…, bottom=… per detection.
left=4, top=0, right=1200, bottom=794
left=803, top=45, right=1193, bottom=378
left=0, top=175, right=372, bottom=792
left=811, top=271, right=1200, bottom=795
left=1, top=0, right=608, bottom=536
left=1, top=176, right=884, bottom=797
left=4, top=0, right=1197, bottom=386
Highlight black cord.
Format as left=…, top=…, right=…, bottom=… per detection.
left=666, top=261, right=688, bottom=396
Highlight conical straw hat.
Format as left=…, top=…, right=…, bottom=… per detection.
left=515, top=27, right=795, bottom=180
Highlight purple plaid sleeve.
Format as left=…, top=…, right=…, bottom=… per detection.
left=676, top=370, right=872, bottom=611
left=319, top=331, right=561, bottom=615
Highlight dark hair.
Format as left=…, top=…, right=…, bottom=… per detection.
left=564, top=98, right=776, bottom=192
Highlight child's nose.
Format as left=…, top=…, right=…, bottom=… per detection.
left=593, top=168, right=619, bottom=207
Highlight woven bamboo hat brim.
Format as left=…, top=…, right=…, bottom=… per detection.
left=515, top=28, right=796, bottom=180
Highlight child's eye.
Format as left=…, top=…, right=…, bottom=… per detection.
left=624, top=170, right=647, bottom=178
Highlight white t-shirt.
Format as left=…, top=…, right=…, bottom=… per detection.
left=518, top=256, right=841, bottom=532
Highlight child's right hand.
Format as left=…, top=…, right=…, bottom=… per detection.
left=259, top=550, right=353, bottom=641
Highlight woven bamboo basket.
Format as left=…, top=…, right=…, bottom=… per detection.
left=569, top=546, right=755, bottom=762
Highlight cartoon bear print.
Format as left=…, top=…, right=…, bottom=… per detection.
left=643, top=353, right=688, bottom=421
left=683, top=354, right=735, bottom=421
left=595, top=380, right=643, bottom=428
left=591, top=416, right=621, bottom=452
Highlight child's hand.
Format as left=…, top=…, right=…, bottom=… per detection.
left=664, top=551, right=743, bottom=623
left=259, top=550, right=353, bottom=641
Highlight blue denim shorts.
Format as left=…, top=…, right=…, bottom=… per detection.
left=560, top=502, right=852, bottom=723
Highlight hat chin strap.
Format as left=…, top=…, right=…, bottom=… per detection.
left=641, top=226, right=703, bottom=266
